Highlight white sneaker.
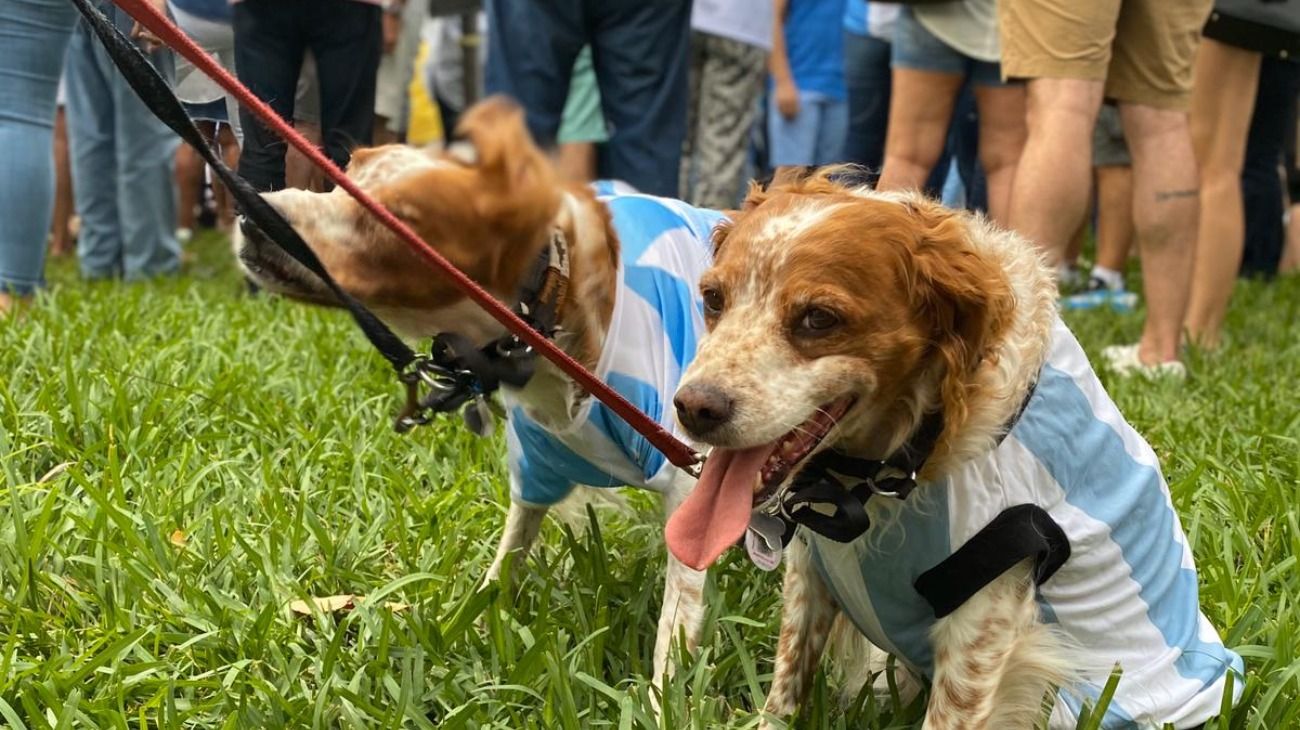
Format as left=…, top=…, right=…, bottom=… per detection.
left=1101, top=344, right=1186, bottom=379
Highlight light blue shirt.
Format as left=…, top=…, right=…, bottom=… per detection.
left=808, top=321, right=1243, bottom=729
left=507, top=192, right=723, bottom=505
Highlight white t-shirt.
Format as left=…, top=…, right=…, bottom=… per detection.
left=807, top=320, right=1243, bottom=729
left=867, top=3, right=900, bottom=42
left=914, top=0, right=1000, bottom=64
left=691, top=0, right=775, bottom=51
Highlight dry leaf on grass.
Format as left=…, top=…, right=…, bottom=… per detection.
left=169, top=529, right=188, bottom=548
left=38, top=462, right=74, bottom=483
left=287, top=595, right=410, bottom=617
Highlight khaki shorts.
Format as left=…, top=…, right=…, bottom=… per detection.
left=999, top=0, right=1213, bottom=110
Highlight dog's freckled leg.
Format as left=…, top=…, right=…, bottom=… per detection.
left=653, top=554, right=707, bottom=680
left=484, top=500, right=548, bottom=588
left=652, top=473, right=710, bottom=716
left=923, top=561, right=1047, bottom=730
left=761, top=537, right=837, bottom=730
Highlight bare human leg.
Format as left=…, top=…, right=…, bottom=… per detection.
left=877, top=68, right=963, bottom=195
left=973, top=83, right=1027, bottom=226
left=1006, top=78, right=1105, bottom=266
left=1121, top=102, right=1203, bottom=364
left=1183, top=39, right=1262, bottom=349
left=1095, top=164, right=1135, bottom=272
left=50, top=106, right=76, bottom=257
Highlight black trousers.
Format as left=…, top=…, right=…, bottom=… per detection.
left=1241, top=57, right=1300, bottom=278
left=483, top=0, right=692, bottom=197
left=232, top=0, right=382, bottom=192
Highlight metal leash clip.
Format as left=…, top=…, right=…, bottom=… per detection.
left=393, top=355, right=478, bottom=433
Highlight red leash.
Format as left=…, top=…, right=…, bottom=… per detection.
left=111, top=0, right=701, bottom=471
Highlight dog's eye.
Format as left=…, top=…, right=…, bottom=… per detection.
left=796, top=306, right=840, bottom=335
left=702, top=287, right=725, bottom=317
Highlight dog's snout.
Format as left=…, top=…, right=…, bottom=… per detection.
left=674, top=383, right=735, bottom=436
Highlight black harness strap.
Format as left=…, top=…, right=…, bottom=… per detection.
left=914, top=503, right=1071, bottom=619
left=775, top=410, right=945, bottom=544
left=70, top=0, right=419, bottom=374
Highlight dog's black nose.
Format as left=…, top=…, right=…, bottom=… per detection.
left=674, top=383, right=734, bottom=435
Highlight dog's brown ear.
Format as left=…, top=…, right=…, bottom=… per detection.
left=904, top=200, right=1014, bottom=431
left=710, top=216, right=735, bottom=257
left=454, top=95, right=562, bottom=236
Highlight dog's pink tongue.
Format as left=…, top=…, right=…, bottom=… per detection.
left=666, top=444, right=775, bottom=571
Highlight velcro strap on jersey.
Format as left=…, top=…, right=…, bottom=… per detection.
left=913, top=504, right=1071, bottom=619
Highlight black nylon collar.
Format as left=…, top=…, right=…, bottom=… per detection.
left=394, top=231, right=570, bottom=433
left=771, top=379, right=1039, bottom=545
left=771, top=409, right=944, bottom=544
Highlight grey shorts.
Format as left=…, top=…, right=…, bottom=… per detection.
left=1093, top=104, right=1130, bottom=167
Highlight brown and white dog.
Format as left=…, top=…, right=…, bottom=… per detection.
left=667, top=169, right=1241, bottom=728
left=234, top=97, right=715, bottom=689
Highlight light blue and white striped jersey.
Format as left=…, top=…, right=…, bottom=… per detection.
left=505, top=192, right=724, bottom=506
left=808, top=319, right=1243, bottom=729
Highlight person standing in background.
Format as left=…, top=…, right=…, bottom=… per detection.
left=484, top=0, right=692, bottom=197
left=49, top=79, right=78, bottom=259
left=680, top=0, right=773, bottom=209
left=875, top=0, right=1024, bottom=225
left=998, top=0, right=1212, bottom=376
left=841, top=0, right=897, bottom=180
left=170, top=0, right=241, bottom=239
left=65, top=0, right=181, bottom=282
left=554, top=47, right=609, bottom=184
left=232, top=0, right=384, bottom=192
left=1183, top=4, right=1300, bottom=349
left=0, top=0, right=78, bottom=313
left=769, top=0, right=848, bottom=168
left=374, top=0, right=431, bottom=144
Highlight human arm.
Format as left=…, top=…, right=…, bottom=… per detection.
left=769, top=0, right=799, bottom=119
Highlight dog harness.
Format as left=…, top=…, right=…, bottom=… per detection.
left=506, top=192, right=724, bottom=505
left=806, top=320, right=1243, bottom=729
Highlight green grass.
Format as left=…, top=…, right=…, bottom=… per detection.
left=1, top=232, right=1297, bottom=728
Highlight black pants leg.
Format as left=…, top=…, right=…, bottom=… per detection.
left=1241, top=58, right=1300, bottom=278
left=232, top=0, right=306, bottom=192
left=588, top=0, right=692, bottom=196
left=307, top=0, right=382, bottom=170
left=233, top=0, right=381, bottom=192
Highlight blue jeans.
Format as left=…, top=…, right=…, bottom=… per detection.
left=891, top=7, right=1006, bottom=87
left=65, top=2, right=180, bottom=281
left=0, top=0, right=77, bottom=295
left=768, top=91, right=848, bottom=167
left=842, top=31, right=891, bottom=177
left=484, top=0, right=691, bottom=196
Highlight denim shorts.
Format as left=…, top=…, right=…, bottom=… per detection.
left=891, top=7, right=1006, bottom=87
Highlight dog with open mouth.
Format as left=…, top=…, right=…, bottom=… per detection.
left=234, top=97, right=728, bottom=692
left=666, top=169, right=1242, bottom=729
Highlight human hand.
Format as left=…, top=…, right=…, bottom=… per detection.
left=775, top=78, right=799, bottom=120
left=383, top=12, right=401, bottom=54
left=132, top=21, right=164, bottom=53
